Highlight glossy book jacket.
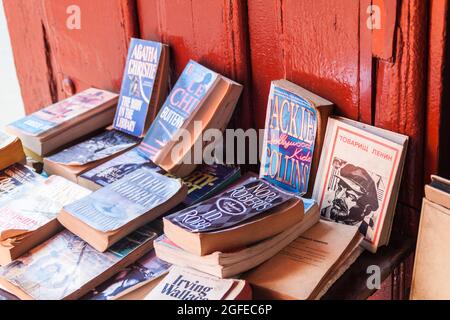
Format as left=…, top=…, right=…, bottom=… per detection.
left=139, top=60, right=217, bottom=160
left=113, top=39, right=163, bottom=137
left=260, top=83, right=318, bottom=196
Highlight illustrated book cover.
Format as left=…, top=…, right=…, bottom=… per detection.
left=260, top=80, right=333, bottom=196
left=113, top=38, right=169, bottom=137
left=312, top=117, right=408, bottom=252
left=59, top=168, right=187, bottom=251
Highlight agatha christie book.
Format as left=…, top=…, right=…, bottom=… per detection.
left=113, top=39, right=169, bottom=137
left=59, top=168, right=187, bottom=251
left=0, top=223, right=159, bottom=300
left=6, top=88, right=119, bottom=156
left=312, top=117, right=408, bottom=252
left=0, top=175, right=91, bottom=265
left=0, top=131, right=25, bottom=171
left=138, top=60, right=243, bottom=177
left=163, top=175, right=304, bottom=255
left=260, top=80, right=333, bottom=196
left=78, top=147, right=162, bottom=191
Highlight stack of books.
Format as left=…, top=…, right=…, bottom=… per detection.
left=0, top=37, right=411, bottom=301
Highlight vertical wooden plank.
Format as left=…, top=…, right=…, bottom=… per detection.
left=374, top=0, right=428, bottom=236
left=3, top=0, right=58, bottom=113
left=137, top=0, right=252, bottom=129
left=4, top=0, right=138, bottom=114
left=425, top=0, right=449, bottom=181
left=41, top=0, right=138, bottom=93
left=359, top=0, right=374, bottom=125
left=248, top=0, right=361, bottom=129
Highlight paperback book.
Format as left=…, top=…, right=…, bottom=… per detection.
left=0, top=176, right=91, bottom=265
left=113, top=39, right=169, bottom=137
left=163, top=175, right=304, bottom=255
left=155, top=198, right=320, bottom=278
left=78, top=147, right=162, bottom=191
left=312, top=117, right=408, bottom=252
left=139, top=60, right=243, bottom=177
left=260, top=80, right=333, bottom=196
left=43, top=129, right=140, bottom=183
left=6, top=88, right=119, bottom=156
left=145, top=266, right=251, bottom=300
left=85, top=250, right=171, bottom=300
left=244, top=220, right=362, bottom=300
left=0, top=164, right=43, bottom=198
left=0, top=223, right=159, bottom=300
left=171, top=164, right=241, bottom=206
left=59, top=168, right=187, bottom=251
left=0, top=131, right=25, bottom=171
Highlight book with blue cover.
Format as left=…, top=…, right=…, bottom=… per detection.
left=6, top=88, right=119, bottom=156
left=58, top=168, right=187, bottom=251
left=78, top=147, right=162, bottom=191
left=138, top=60, right=243, bottom=177
left=0, top=164, right=43, bottom=198
left=139, top=60, right=218, bottom=159
left=45, top=130, right=139, bottom=166
left=0, top=222, right=160, bottom=300
left=43, top=129, right=140, bottom=183
left=113, top=39, right=169, bottom=138
left=260, top=80, right=333, bottom=196
left=179, top=164, right=241, bottom=206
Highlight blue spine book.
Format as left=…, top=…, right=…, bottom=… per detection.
left=139, top=60, right=217, bottom=160
left=113, top=39, right=163, bottom=137
left=260, top=82, right=318, bottom=196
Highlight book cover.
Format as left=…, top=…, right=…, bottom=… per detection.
left=46, top=130, right=139, bottom=166
left=164, top=176, right=293, bottom=233
left=139, top=60, right=218, bottom=160
left=173, top=164, right=241, bottom=206
left=79, top=147, right=161, bottom=188
left=0, top=176, right=90, bottom=238
left=0, top=224, right=158, bottom=300
left=113, top=39, right=163, bottom=137
left=145, top=266, right=234, bottom=300
left=9, top=88, right=118, bottom=137
left=260, top=82, right=318, bottom=196
left=0, top=164, right=43, bottom=197
left=85, top=250, right=171, bottom=300
left=64, top=168, right=183, bottom=232
left=313, top=118, right=404, bottom=246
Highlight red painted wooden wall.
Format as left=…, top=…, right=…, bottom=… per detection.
left=3, top=0, right=450, bottom=296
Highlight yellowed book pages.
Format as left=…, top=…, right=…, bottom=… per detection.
left=244, top=220, right=360, bottom=300
left=411, top=197, right=450, bottom=300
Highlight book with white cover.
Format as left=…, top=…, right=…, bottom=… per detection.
left=312, top=117, right=408, bottom=252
